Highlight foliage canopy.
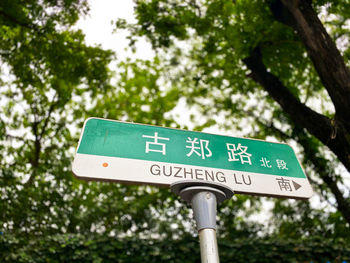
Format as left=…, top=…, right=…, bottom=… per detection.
left=1, top=0, right=350, bottom=261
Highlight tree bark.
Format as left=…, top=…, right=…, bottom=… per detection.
left=270, top=0, right=350, bottom=133
left=243, top=47, right=350, bottom=172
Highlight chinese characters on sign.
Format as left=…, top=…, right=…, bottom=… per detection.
left=186, top=137, right=212, bottom=159
left=142, top=132, right=170, bottom=155
left=276, top=177, right=292, bottom=192
left=260, top=157, right=272, bottom=168
left=275, top=177, right=302, bottom=192
left=227, top=143, right=252, bottom=165
left=141, top=132, right=289, bottom=170
left=260, top=158, right=289, bottom=170
left=276, top=159, right=288, bottom=170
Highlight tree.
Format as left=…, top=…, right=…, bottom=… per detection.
left=0, top=0, right=185, bottom=238
left=0, top=0, right=111, bottom=235
left=117, top=0, right=350, bottom=226
left=1, top=0, right=350, bottom=261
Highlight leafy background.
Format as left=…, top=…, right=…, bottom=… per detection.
left=1, top=0, right=350, bottom=262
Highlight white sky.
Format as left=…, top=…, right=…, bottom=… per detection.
left=76, top=0, right=154, bottom=61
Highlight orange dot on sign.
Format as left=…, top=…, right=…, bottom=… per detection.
left=102, top=162, right=108, bottom=167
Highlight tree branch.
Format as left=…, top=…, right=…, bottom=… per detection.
left=23, top=119, right=41, bottom=187
left=23, top=97, right=60, bottom=187
left=0, top=10, right=39, bottom=32
left=270, top=0, right=350, bottom=132
left=243, top=46, right=350, bottom=172
left=39, top=94, right=58, bottom=140
left=5, top=133, right=26, bottom=142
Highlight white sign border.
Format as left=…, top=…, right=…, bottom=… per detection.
left=73, top=153, right=313, bottom=200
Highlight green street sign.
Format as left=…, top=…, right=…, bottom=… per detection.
left=72, top=118, right=313, bottom=199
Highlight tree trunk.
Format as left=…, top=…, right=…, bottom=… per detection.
left=270, top=0, right=350, bottom=133
left=243, top=0, right=350, bottom=224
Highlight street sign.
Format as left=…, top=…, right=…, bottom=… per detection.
left=72, top=118, right=313, bottom=199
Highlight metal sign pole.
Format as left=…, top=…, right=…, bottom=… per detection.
left=171, top=181, right=234, bottom=263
